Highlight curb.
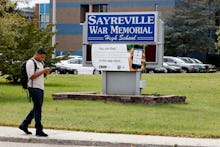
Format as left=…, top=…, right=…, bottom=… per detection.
left=0, top=126, right=220, bottom=147
left=0, top=136, right=172, bottom=147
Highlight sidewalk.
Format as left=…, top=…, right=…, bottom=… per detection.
left=0, top=126, right=220, bottom=147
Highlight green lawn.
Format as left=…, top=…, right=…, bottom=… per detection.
left=0, top=73, right=220, bottom=138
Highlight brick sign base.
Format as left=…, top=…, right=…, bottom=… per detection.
left=52, top=92, right=186, bottom=105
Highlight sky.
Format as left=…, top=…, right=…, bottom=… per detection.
left=16, top=0, right=49, bottom=8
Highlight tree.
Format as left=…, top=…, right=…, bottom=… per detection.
left=165, top=0, right=219, bottom=57
left=0, top=0, right=21, bottom=16
left=216, top=27, right=220, bottom=54
left=0, top=0, right=56, bottom=83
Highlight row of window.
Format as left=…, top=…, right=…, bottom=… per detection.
left=80, top=4, right=108, bottom=23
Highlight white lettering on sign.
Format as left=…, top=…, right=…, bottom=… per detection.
left=87, top=13, right=156, bottom=42
left=89, top=26, right=108, bottom=34
left=111, top=26, right=152, bottom=34
left=88, top=15, right=155, bottom=25
left=89, top=26, right=152, bottom=35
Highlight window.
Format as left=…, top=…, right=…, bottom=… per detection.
left=40, top=23, right=46, bottom=28
left=80, top=5, right=89, bottom=23
left=167, top=58, right=174, bottom=63
left=39, top=4, right=50, bottom=28
left=40, top=14, right=49, bottom=28
left=80, top=4, right=108, bottom=23
left=93, top=4, right=108, bottom=12
left=45, top=14, right=49, bottom=22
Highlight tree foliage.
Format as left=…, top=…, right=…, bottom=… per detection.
left=216, top=27, right=220, bottom=54
left=0, top=0, right=56, bottom=83
left=165, top=0, right=220, bottom=56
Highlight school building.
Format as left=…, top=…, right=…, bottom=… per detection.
left=48, top=0, right=177, bottom=56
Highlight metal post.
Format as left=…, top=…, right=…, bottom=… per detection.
left=154, top=0, right=158, bottom=11
left=52, top=0, right=56, bottom=58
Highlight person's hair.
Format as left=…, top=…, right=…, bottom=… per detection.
left=36, top=47, right=46, bottom=55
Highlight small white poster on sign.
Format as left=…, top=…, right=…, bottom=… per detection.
left=92, top=44, right=145, bottom=72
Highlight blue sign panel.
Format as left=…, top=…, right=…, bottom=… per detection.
left=87, top=13, right=156, bottom=43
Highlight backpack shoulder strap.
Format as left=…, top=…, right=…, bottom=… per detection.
left=29, top=59, right=38, bottom=88
left=31, top=59, right=37, bottom=72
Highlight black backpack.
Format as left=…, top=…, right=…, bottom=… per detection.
left=20, top=59, right=37, bottom=89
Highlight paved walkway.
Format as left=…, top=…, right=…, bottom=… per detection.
left=0, top=126, right=220, bottom=147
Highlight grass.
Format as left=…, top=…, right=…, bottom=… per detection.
left=0, top=73, right=220, bottom=138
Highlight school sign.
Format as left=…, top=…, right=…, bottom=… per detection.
left=83, top=12, right=164, bottom=95
left=86, top=12, right=158, bottom=43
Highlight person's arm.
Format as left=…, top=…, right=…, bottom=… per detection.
left=26, top=60, right=51, bottom=80
left=30, top=67, right=51, bottom=80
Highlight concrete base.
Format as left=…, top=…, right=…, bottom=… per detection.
left=52, top=92, right=186, bottom=105
left=102, top=71, right=142, bottom=95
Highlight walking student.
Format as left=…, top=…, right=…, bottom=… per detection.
left=19, top=48, right=51, bottom=137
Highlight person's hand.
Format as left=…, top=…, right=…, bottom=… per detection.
left=44, top=67, right=52, bottom=75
